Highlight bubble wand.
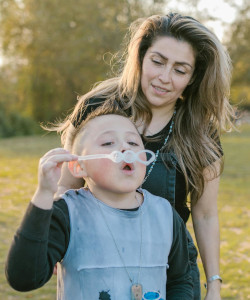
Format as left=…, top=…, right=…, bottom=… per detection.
left=78, top=149, right=155, bottom=166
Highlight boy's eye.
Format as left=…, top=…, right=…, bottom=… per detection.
left=101, top=142, right=114, bottom=146
left=128, top=142, right=139, bottom=146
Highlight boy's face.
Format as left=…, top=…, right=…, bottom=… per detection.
left=77, top=114, right=146, bottom=194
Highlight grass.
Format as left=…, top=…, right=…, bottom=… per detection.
left=0, top=126, right=250, bottom=299
left=0, top=134, right=60, bottom=299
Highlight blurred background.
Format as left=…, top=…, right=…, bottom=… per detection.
left=0, top=0, right=249, bottom=299
left=0, top=0, right=249, bottom=137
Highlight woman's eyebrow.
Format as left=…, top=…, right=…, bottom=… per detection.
left=152, top=51, right=194, bottom=69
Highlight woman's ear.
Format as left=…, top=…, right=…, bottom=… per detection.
left=68, top=161, right=87, bottom=178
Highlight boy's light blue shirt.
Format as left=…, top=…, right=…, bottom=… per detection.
left=58, top=188, right=173, bottom=300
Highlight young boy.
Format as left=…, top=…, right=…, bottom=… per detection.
left=5, top=104, right=193, bottom=300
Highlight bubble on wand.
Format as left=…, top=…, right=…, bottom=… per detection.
left=77, top=150, right=155, bottom=166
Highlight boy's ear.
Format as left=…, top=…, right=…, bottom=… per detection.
left=68, top=161, right=87, bottom=178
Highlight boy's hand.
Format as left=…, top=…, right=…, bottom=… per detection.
left=38, top=148, right=78, bottom=194
left=31, top=148, right=78, bottom=209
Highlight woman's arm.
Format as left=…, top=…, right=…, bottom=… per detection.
left=191, top=161, right=222, bottom=300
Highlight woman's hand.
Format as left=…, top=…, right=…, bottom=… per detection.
left=205, top=280, right=222, bottom=300
left=31, top=148, right=78, bottom=209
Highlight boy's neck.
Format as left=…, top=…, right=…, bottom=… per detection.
left=88, top=188, right=143, bottom=209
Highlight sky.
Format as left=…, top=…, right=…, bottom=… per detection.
left=195, top=0, right=240, bottom=40
left=0, top=0, right=240, bottom=66
left=167, top=0, right=241, bottom=41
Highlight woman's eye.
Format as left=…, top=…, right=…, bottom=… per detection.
left=152, top=59, right=163, bottom=65
left=175, top=69, right=186, bottom=75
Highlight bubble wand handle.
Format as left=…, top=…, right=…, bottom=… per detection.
left=77, top=153, right=111, bottom=161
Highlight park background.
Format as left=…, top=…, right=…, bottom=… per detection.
left=0, top=0, right=249, bottom=299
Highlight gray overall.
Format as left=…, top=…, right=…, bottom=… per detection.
left=142, top=152, right=201, bottom=300
left=58, top=189, right=174, bottom=299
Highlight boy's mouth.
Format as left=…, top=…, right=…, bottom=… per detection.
left=122, top=162, right=134, bottom=171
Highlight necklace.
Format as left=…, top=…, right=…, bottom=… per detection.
left=142, top=109, right=176, bottom=184
left=96, top=193, right=143, bottom=300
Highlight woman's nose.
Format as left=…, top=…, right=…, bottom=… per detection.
left=158, top=67, right=171, bottom=83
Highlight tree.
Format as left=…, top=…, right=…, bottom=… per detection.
left=226, top=0, right=250, bottom=108
left=0, top=0, right=164, bottom=122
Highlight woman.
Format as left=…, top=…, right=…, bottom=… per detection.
left=54, top=13, right=235, bottom=300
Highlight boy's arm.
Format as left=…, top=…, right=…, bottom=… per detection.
left=5, top=148, right=76, bottom=291
left=5, top=199, right=70, bottom=291
left=166, top=208, right=194, bottom=300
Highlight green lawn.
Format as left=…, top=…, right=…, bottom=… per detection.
left=0, top=134, right=61, bottom=299
left=0, top=126, right=249, bottom=299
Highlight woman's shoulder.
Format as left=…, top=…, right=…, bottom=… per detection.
left=72, top=96, right=106, bottom=127
left=72, top=96, right=131, bottom=127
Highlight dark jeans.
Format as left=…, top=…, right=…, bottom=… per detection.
left=186, top=229, right=201, bottom=300
left=142, top=152, right=202, bottom=299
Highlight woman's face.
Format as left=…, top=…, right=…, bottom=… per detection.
left=141, top=36, right=195, bottom=111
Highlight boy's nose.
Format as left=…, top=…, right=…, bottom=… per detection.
left=120, top=141, right=131, bottom=153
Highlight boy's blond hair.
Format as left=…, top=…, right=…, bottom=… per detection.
left=70, top=100, right=134, bottom=155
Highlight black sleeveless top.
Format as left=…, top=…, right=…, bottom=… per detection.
left=141, top=122, right=190, bottom=223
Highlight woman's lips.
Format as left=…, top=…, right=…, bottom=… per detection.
left=152, top=84, right=170, bottom=94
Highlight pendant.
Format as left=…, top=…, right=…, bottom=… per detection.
left=131, top=283, right=143, bottom=300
